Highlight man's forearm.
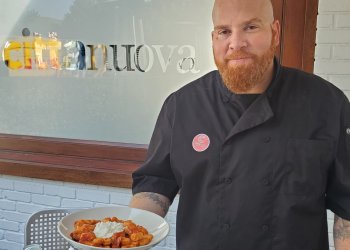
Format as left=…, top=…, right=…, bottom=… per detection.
left=129, top=192, right=171, bottom=217
left=334, top=215, right=350, bottom=250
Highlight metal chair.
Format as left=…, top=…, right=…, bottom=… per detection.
left=24, top=209, right=77, bottom=250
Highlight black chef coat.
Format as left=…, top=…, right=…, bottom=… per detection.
left=132, top=60, right=350, bottom=250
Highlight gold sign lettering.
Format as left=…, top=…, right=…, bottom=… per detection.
left=3, top=41, right=23, bottom=70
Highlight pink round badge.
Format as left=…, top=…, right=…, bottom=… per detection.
left=192, top=134, right=210, bottom=152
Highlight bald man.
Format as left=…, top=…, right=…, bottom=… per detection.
left=130, top=0, right=350, bottom=249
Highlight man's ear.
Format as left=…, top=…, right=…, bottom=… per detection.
left=272, top=20, right=281, bottom=47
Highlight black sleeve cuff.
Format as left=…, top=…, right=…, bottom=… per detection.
left=132, top=174, right=179, bottom=203
left=327, top=198, right=350, bottom=221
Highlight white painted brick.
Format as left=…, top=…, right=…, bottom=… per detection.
left=166, top=236, right=176, bottom=248
left=98, top=186, right=131, bottom=194
left=327, top=219, right=334, bottom=232
left=0, top=220, right=19, bottom=231
left=36, top=178, right=64, bottom=186
left=314, top=60, right=350, bottom=74
left=0, top=179, right=13, bottom=190
left=317, top=14, right=333, bottom=28
left=345, top=90, right=350, bottom=100
left=329, top=233, right=334, bottom=246
left=94, top=203, right=115, bottom=207
left=61, top=198, right=93, bottom=208
left=168, top=224, right=176, bottom=236
left=16, top=202, right=46, bottom=214
left=0, top=201, right=15, bottom=211
left=327, top=210, right=334, bottom=221
left=329, top=75, right=350, bottom=90
left=110, top=192, right=132, bottom=205
left=4, top=231, right=23, bottom=244
left=316, top=29, right=350, bottom=44
left=3, top=191, right=30, bottom=202
left=31, top=194, right=61, bottom=207
left=14, top=181, right=43, bottom=194
left=165, top=212, right=176, bottom=225
left=119, top=188, right=133, bottom=194
left=335, top=14, right=350, bottom=28
left=2, top=176, right=24, bottom=181
left=64, top=182, right=94, bottom=189
left=0, top=230, right=3, bottom=240
left=327, top=210, right=334, bottom=246
left=319, top=0, right=350, bottom=12
left=169, top=197, right=179, bottom=212
left=0, top=240, right=22, bottom=250
left=19, top=223, right=24, bottom=233
left=315, top=44, right=332, bottom=59
left=44, top=185, right=75, bottom=198
left=76, top=189, right=109, bottom=203
left=1, top=211, right=29, bottom=223
left=153, top=246, right=172, bottom=250
left=333, top=45, right=350, bottom=59
left=156, top=238, right=167, bottom=247
left=315, top=74, right=330, bottom=81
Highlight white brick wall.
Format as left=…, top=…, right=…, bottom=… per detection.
left=315, top=0, right=350, bottom=100
left=0, top=1, right=349, bottom=250
left=315, top=0, right=350, bottom=249
left=0, top=175, right=178, bottom=250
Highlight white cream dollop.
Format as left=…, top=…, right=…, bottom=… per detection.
left=93, top=221, right=124, bottom=238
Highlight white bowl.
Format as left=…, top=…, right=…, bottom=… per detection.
left=57, top=206, right=170, bottom=250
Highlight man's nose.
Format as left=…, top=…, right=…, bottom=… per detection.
left=228, top=31, right=247, bottom=51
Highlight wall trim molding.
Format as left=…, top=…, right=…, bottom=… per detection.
left=273, top=0, right=319, bottom=73
left=0, top=134, right=147, bottom=188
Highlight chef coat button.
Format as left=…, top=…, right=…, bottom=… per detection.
left=262, top=178, right=270, bottom=186
left=225, top=177, right=232, bottom=184
left=262, top=224, right=269, bottom=231
left=263, top=136, right=271, bottom=143
left=347, top=128, right=350, bottom=135
left=222, top=223, right=230, bottom=231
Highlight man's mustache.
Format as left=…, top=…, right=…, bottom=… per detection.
left=224, top=51, right=255, bottom=61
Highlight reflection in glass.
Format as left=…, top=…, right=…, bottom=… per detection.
left=63, top=40, right=85, bottom=70
left=33, top=34, right=48, bottom=69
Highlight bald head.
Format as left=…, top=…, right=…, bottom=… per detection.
left=212, top=0, right=275, bottom=25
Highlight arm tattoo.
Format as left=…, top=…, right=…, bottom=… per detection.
left=334, top=215, right=350, bottom=241
left=134, top=192, right=170, bottom=214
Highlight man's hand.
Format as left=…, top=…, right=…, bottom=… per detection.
left=334, top=214, right=350, bottom=250
left=129, top=192, right=171, bottom=217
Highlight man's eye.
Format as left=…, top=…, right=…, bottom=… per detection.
left=245, top=25, right=258, bottom=31
left=218, top=30, right=229, bottom=35
left=217, top=30, right=231, bottom=39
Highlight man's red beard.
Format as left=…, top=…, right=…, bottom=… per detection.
left=214, top=37, right=277, bottom=93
